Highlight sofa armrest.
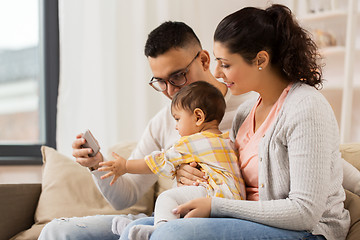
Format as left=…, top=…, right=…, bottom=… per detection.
left=0, top=183, right=41, bottom=240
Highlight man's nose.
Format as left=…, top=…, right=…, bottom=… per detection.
left=167, top=83, right=180, bottom=98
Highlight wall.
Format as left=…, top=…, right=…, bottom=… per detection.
left=0, top=165, right=41, bottom=183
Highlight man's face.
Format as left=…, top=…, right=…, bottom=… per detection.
left=148, top=48, right=204, bottom=99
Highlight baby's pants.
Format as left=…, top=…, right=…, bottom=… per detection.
left=154, top=185, right=207, bottom=225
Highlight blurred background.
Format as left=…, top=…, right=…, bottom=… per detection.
left=0, top=0, right=359, bottom=183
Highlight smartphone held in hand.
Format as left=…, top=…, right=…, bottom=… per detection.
left=82, top=129, right=100, bottom=157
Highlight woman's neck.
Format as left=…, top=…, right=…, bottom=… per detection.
left=253, top=75, right=289, bottom=133
left=257, top=75, right=289, bottom=108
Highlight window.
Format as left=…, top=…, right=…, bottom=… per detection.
left=0, top=0, right=59, bottom=164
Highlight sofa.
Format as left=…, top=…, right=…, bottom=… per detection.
left=0, top=142, right=359, bottom=240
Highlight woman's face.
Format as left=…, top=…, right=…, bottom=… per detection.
left=213, top=42, right=258, bottom=95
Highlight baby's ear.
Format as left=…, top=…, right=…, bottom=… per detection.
left=194, top=108, right=205, bottom=126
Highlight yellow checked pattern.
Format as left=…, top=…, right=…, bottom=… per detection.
left=144, top=131, right=246, bottom=200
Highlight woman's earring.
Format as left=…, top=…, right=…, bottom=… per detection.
left=258, top=67, right=263, bottom=71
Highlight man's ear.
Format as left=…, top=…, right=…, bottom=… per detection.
left=194, top=108, right=205, bottom=126
left=199, top=50, right=211, bottom=71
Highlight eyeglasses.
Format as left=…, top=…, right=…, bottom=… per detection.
left=149, top=51, right=200, bottom=92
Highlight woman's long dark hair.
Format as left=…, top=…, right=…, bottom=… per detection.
left=214, top=4, right=322, bottom=89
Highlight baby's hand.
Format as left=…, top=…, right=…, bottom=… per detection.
left=98, top=152, right=127, bottom=185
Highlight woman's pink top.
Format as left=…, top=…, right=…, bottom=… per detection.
left=235, top=85, right=292, bottom=201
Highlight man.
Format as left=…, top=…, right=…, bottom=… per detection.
left=38, top=21, right=254, bottom=240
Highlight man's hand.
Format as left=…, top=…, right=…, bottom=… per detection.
left=176, top=162, right=207, bottom=187
left=98, top=152, right=127, bottom=185
left=172, top=197, right=211, bottom=218
left=72, top=133, right=103, bottom=169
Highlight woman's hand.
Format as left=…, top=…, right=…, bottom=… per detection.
left=176, top=162, right=207, bottom=187
left=173, top=197, right=212, bottom=218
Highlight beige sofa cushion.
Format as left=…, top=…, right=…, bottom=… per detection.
left=340, top=143, right=360, bottom=171
left=12, top=143, right=154, bottom=240
left=340, top=143, right=360, bottom=240
left=345, top=190, right=360, bottom=240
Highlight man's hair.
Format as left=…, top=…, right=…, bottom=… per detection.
left=171, top=81, right=226, bottom=124
left=144, top=21, right=202, bottom=58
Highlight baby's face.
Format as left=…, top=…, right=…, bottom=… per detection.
left=172, top=107, right=199, bottom=137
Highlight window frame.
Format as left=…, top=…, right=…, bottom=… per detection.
left=0, top=0, right=59, bottom=165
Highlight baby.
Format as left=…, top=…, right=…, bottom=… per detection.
left=99, top=81, right=245, bottom=240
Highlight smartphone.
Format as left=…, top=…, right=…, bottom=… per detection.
left=82, top=129, right=100, bottom=157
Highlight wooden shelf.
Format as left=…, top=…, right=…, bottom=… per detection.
left=320, top=46, right=346, bottom=55
left=293, top=0, right=360, bottom=142
left=320, top=46, right=360, bottom=58
left=300, top=10, right=347, bottom=22
left=321, top=82, right=360, bottom=90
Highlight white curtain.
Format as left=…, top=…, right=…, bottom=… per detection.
left=56, top=0, right=274, bottom=157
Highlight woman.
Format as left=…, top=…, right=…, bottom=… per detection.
left=123, top=4, right=350, bottom=240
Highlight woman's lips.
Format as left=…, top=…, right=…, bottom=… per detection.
left=224, top=82, right=234, bottom=88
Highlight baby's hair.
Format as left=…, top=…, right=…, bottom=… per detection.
left=171, top=81, right=226, bottom=124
